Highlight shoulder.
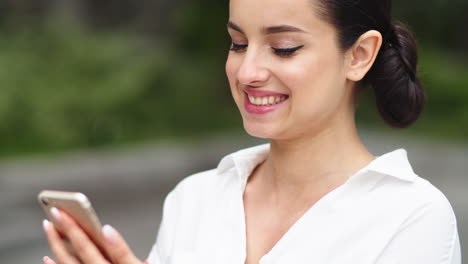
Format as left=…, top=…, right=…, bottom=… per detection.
left=402, top=176, right=457, bottom=224
left=163, top=143, right=268, bottom=206
left=169, top=168, right=220, bottom=202
left=370, top=148, right=455, bottom=208
left=169, top=143, right=270, bottom=199
left=378, top=167, right=455, bottom=215
left=372, top=172, right=461, bottom=263
left=370, top=165, right=457, bottom=231
left=363, top=148, right=457, bottom=226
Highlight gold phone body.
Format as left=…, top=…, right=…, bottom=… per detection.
left=38, top=190, right=103, bottom=243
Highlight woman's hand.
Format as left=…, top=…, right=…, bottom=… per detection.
left=42, top=207, right=149, bottom=264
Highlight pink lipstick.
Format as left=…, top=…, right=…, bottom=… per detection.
left=243, top=88, right=289, bottom=115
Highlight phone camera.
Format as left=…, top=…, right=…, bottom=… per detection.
left=41, top=199, right=49, bottom=206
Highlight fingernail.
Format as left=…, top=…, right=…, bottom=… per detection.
left=102, top=224, right=119, bottom=245
left=43, top=256, right=50, bottom=263
left=50, top=207, right=61, bottom=221
left=42, top=219, right=50, bottom=232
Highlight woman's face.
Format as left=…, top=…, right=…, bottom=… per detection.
left=226, top=0, right=354, bottom=140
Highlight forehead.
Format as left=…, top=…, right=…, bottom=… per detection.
left=229, top=0, right=322, bottom=31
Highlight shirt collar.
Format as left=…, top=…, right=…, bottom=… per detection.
left=365, top=148, right=417, bottom=182
left=217, top=144, right=417, bottom=185
left=217, top=144, right=270, bottom=183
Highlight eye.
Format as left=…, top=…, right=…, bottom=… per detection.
left=272, top=45, right=304, bottom=57
left=230, top=42, right=248, bottom=52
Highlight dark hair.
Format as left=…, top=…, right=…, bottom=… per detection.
left=315, top=0, right=424, bottom=128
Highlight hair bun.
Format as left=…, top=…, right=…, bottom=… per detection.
left=367, top=23, right=425, bottom=128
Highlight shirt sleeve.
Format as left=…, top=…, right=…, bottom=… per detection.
left=376, top=192, right=461, bottom=264
left=146, top=189, right=178, bottom=264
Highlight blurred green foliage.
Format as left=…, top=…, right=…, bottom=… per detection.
left=413, top=48, right=468, bottom=138
left=0, top=1, right=467, bottom=157
left=0, top=23, right=238, bottom=156
left=393, top=0, right=468, bottom=53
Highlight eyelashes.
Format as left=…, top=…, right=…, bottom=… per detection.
left=230, top=43, right=248, bottom=52
left=273, top=45, right=304, bottom=57
left=230, top=43, right=304, bottom=57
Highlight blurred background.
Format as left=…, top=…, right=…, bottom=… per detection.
left=0, top=0, right=466, bottom=262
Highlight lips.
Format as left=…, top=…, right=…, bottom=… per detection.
left=243, top=88, right=289, bottom=114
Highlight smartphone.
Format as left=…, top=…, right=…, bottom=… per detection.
left=38, top=190, right=104, bottom=244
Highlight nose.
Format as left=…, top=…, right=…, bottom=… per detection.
left=236, top=47, right=270, bottom=86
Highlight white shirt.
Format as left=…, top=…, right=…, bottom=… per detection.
left=147, top=144, right=461, bottom=264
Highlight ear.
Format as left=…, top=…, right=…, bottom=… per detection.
left=344, top=30, right=383, bottom=82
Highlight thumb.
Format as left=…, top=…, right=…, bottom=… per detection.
left=102, top=225, right=141, bottom=264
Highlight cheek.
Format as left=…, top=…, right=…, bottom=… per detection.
left=277, top=51, right=345, bottom=117
left=225, top=55, right=245, bottom=108
left=275, top=54, right=328, bottom=98
left=225, top=55, right=239, bottom=87
left=280, top=62, right=318, bottom=89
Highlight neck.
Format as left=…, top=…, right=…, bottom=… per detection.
left=257, top=115, right=375, bottom=199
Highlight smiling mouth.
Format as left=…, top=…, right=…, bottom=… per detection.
left=246, top=94, right=289, bottom=106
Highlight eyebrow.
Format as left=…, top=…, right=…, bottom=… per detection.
left=227, top=21, right=245, bottom=33
left=227, top=21, right=307, bottom=35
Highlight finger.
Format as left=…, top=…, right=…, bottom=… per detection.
left=50, top=207, right=109, bottom=264
left=102, top=224, right=141, bottom=264
left=43, top=219, right=80, bottom=264
left=43, top=256, right=56, bottom=264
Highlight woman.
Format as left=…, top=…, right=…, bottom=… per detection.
left=42, top=0, right=461, bottom=263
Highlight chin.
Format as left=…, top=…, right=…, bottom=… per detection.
left=242, top=119, right=281, bottom=139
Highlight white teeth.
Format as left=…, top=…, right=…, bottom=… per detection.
left=268, top=96, right=275, bottom=104
left=247, top=94, right=288, bottom=106
left=255, top=97, right=262, bottom=105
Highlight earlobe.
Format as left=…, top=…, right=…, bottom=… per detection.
left=346, top=30, right=383, bottom=82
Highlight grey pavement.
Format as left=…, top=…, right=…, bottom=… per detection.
left=0, top=130, right=466, bottom=263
